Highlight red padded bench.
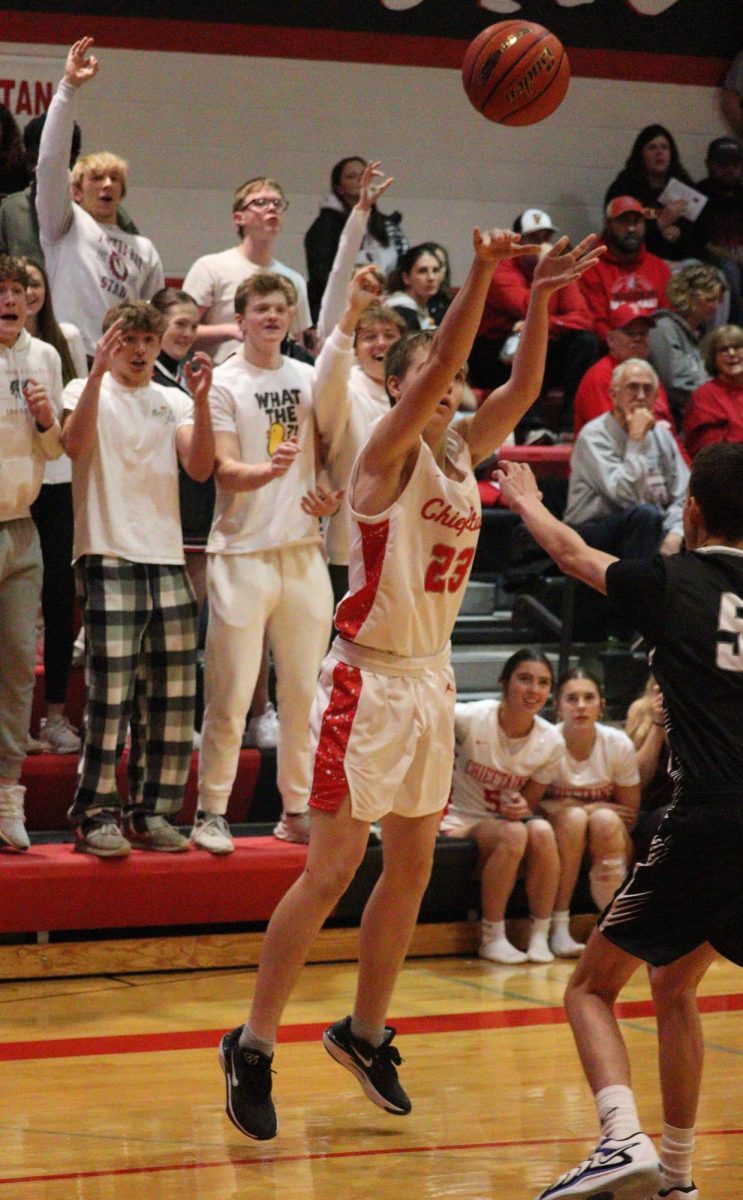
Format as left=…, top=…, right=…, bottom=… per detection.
left=0, top=838, right=307, bottom=934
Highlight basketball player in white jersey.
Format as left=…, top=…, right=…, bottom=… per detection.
left=218, top=226, right=603, bottom=1141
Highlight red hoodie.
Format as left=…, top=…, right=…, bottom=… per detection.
left=579, top=243, right=671, bottom=343
left=478, top=256, right=595, bottom=341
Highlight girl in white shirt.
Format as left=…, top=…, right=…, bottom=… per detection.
left=543, top=667, right=641, bottom=952
left=442, top=649, right=565, bottom=965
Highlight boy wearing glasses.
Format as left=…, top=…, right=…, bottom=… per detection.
left=184, top=178, right=312, bottom=364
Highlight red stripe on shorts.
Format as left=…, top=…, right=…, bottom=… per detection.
left=334, top=519, right=390, bottom=641
left=309, top=661, right=363, bottom=813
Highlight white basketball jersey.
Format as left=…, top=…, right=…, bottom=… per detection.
left=449, top=701, right=565, bottom=820
left=335, top=428, right=482, bottom=658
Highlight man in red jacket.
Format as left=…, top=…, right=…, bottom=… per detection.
left=580, top=196, right=671, bottom=344
left=573, top=303, right=678, bottom=440
left=469, top=209, right=600, bottom=439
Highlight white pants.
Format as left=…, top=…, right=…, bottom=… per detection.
left=198, top=543, right=333, bottom=815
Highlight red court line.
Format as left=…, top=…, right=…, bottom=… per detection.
left=1, top=1128, right=742, bottom=1187
left=0, top=12, right=727, bottom=83
left=2, top=992, right=742, bottom=1062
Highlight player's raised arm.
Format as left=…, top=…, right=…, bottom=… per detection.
left=495, top=459, right=616, bottom=594
left=360, top=228, right=538, bottom=475
left=461, top=235, right=603, bottom=464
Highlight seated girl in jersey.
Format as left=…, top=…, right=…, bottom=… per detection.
left=541, top=667, right=641, bottom=949
left=441, top=648, right=565, bottom=965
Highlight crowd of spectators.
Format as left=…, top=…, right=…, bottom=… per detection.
left=0, top=34, right=741, bottom=870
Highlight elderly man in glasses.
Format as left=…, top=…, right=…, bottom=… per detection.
left=184, top=177, right=312, bottom=364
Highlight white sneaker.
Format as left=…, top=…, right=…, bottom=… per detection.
left=535, top=1132, right=661, bottom=1199
left=651, top=1187, right=697, bottom=1200
left=527, top=930, right=555, bottom=964
left=190, top=811, right=234, bottom=855
left=273, top=810, right=310, bottom=843
left=0, top=783, right=30, bottom=851
left=39, top=715, right=81, bottom=755
left=479, top=935, right=528, bottom=965
left=243, top=702, right=279, bottom=749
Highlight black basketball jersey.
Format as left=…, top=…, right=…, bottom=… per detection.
left=606, top=548, right=743, bottom=803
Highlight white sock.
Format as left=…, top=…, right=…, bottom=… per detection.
left=550, top=911, right=585, bottom=956
left=239, top=1023, right=275, bottom=1058
left=480, top=919, right=527, bottom=964
left=596, top=1083, right=641, bottom=1140
left=351, top=1014, right=385, bottom=1048
left=660, top=1122, right=695, bottom=1188
left=527, top=917, right=554, bottom=963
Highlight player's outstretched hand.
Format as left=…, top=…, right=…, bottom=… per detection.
left=183, top=351, right=213, bottom=406
left=473, top=226, right=539, bottom=266
left=493, top=460, right=542, bottom=512
left=357, top=160, right=394, bottom=212
left=532, top=234, right=604, bottom=296
left=65, top=37, right=99, bottom=88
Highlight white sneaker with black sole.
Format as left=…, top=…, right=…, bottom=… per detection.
left=535, top=1132, right=661, bottom=1199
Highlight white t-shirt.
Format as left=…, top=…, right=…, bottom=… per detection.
left=37, top=82, right=164, bottom=357
left=446, top=701, right=565, bottom=824
left=183, top=247, right=311, bottom=364
left=546, top=722, right=640, bottom=805
left=207, top=353, right=321, bottom=555
left=63, top=374, right=193, bottom=564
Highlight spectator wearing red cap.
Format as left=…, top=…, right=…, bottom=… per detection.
left=573, top=304, right=677, bottom=440
left=469, top=208, right=600, bottom=437
left=683, top=323, right=743, bottom=458
left=605, top=124, right=698, bottom=263
left=580, top=196, right=671, bottom=344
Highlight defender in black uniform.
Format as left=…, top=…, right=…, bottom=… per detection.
left=497, top=443, right=743, bottom=1200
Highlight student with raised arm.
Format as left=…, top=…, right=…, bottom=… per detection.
left=496, top=445, right=743, bottom=1200
left=216, top=226, right=602, bottom=1143
left=36, top=38, right=164, bottom=360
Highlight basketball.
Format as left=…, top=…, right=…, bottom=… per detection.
left=462, top=21, right=570, bottom=127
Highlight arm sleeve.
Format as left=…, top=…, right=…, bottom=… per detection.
left=139, top=248, right=166, bottom=300
left=660, top=433, right=690, bottom=535
left=312, top=327, right=354, bottom=455
left=605, top=556, right=667, bottom=643
left=36, top=80, right=76, bottom=244
left=182, top=257, right=216, bottom=311
left=316, top=207, right=370, bottom=344
left=207, top=382, right=237, bottom=435
left=579, top=267, right=610, bottom=342
left=649, top=323, right=708, bottom=411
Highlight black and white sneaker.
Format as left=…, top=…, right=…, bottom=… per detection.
left=218, top=1026, right=277, bottom=1140
left=535, top=1132, right=661, bottom=1199
left=322, top=1016, right=411, bottom=1115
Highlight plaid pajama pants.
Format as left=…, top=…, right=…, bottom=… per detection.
left=71, top=556, right=197, bottom=821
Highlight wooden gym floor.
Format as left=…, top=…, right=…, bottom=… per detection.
left=0, top=951, right=741, bottom=1198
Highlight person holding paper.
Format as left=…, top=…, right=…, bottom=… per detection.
left=605, top=124, right=698, bottom=263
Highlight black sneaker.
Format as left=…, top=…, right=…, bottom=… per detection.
left=218, top=1026, right=278, bottom=1140
left=322, top=1016, right=411, bottom=1115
